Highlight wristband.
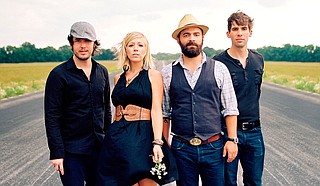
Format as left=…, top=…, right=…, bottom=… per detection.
left=152, top=139, right=164, bottom=147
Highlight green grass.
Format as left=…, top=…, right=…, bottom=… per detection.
left=0, top=60, right=119, bottom=99
left=264, top=62, right=320, bottom=94
left=0, top=61, right=319, bottom=99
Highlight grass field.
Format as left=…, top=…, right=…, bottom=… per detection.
left=0, top=61, right=319, bottom=99
left=264, top=62, right=320, bottom=94
left=0, top=61, right=119, bottom=99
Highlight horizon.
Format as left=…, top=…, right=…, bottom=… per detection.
left=2, top=41, right=319, bottom=55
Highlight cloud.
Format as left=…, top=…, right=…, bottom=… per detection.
left=0, top=0, right=319, bottom=54
left=256, top=0, right=289, bottom=7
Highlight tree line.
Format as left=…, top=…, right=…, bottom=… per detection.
left=0, top=42, right=319, bottom=63
left=201, top=44, right=320, bottom=62
left=0, top=42, right=116, bottom=63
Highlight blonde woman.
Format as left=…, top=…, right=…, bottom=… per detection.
left=97, top=32, right=178, bottom=186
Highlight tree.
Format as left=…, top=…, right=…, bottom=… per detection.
left=0, top=42, right=319, bottom=63
left=203, top=46, right=223, bottom=58
left=94, top=49, right=116, bottom=60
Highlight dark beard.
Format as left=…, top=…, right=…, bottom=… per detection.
left=180, top=41, right=202, bottom=58
left=74, top=53, right=90, bottom=61
left=72, top=46, right=91, bottom=61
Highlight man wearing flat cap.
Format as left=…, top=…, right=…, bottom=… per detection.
left=161, top=14, right=239, bottom=186
left=44, top=21, right=111, bottom=186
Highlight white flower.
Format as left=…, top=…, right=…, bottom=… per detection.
left=150, top=160, right=168, bottom=180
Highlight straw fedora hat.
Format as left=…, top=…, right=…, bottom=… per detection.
left=172, top=14, right=209, bottom=39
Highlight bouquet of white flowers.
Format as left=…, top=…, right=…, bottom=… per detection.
left=150, top=160, right=168, bottom=180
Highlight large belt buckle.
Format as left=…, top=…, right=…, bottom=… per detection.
left=242, top=122, right=250, bottom=130
left=189, top=137, right=202, bottom=146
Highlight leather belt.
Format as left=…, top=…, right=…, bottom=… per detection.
left=238, top=120, right=260, bottom=131
left=174, top=134, right=220, bottom=146
left=114, top=104, right=151, bottom=122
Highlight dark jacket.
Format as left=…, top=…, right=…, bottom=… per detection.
left=44, top=57, right=111, bottom=159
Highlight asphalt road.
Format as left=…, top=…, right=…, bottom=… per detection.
left=0, top=79, right=320, bottom=185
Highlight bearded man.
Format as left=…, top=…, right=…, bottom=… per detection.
left=161, top=14, right=239, bottom=186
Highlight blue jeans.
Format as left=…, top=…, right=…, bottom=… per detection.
left=223, top=127, right=265, bottom=186
left=171, top=137, right=224, bottom=186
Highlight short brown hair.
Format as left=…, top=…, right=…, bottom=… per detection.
left=227, top=11, right=254, bottom=32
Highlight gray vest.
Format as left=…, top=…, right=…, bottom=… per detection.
left=170, top=58, right=222, bottom=140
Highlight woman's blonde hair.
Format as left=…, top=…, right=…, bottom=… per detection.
left=115, top=31, right=154, bottom=71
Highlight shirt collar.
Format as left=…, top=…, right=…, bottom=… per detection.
left=173, top=52, right=207, bottom=67
left=66, top=57, right=77, bottom=70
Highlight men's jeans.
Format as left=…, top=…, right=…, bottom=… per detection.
left=60, top=150, right=99, bottom=186
left=223, top=127, right=265, bottom=186
left=171, top=137, right=224, bottom=186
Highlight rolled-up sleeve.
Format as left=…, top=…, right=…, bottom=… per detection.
left=215, top=61, right=239, bottom=117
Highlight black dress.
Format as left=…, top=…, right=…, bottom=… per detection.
left=97, top=69, right=178, bottom=186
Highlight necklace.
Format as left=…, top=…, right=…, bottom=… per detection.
left=126, top=70, right=141, bottom=85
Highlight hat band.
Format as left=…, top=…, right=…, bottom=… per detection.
left=184, top=23, right=198, bottom=27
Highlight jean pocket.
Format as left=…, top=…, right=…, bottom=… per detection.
left=248, top=138, right=264, bottom=157
left=208, top=138, right=223, bottom=150
left=171, top=138, right=186, bottom=150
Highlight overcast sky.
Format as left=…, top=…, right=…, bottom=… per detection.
left=1, top=0, right=318, bottom=54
